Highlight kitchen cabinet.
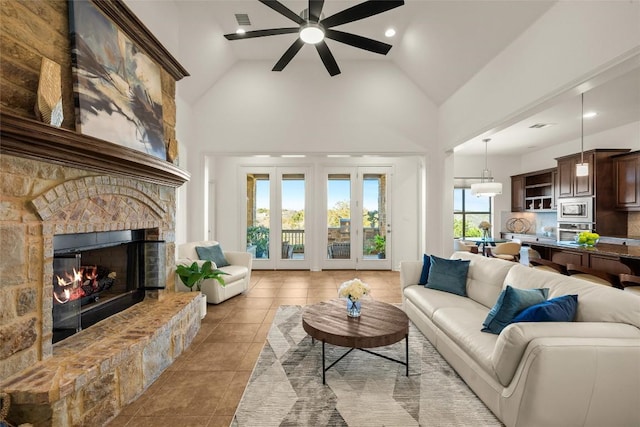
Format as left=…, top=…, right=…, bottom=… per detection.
left=510, top=168, right=555, bottom=212
left=551, top=248, right=588, bottom=267
left=511, top=175, right=525, bottom=212
left=589, top=253, right=632, bottom=276
left=613, top=151, right=640, bottom=211
left=557, top=152, right=594, bottom=197
left=555, top=149, right=630, bottom=237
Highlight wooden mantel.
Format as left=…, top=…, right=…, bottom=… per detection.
left=1, top=111, right=190, bottom=187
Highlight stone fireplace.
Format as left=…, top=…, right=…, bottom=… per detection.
left=0, top=1, right=194, bottom=423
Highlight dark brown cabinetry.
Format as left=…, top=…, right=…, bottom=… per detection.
left=511, top=175, right=525, bottom=212
left=551, top=249, right=588, bottom=267
left=510, top=168, right=555, bottom=212
left=555, top=149, right=630, bottom=237
left=557, top=152, right=595, bottom=197
left=613, top=151, right=640, bottom=211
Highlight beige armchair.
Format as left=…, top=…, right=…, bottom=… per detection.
left=176, top=241, right=252, bottom=304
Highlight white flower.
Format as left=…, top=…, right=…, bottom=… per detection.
left=338, top=279, right=371, bottom=302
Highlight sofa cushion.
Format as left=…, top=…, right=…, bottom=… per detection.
left=426, top=255, right=470, bottom=296
left=505, top=264, right=640, bottom=329
left=432, top=306, right=498, bottom=379
left=403, top=285, right=482, bottom=319
left=450, top=251, right=516, bottom=309
left=419, top=254, right=432, bottom=285
left=482, top=286, right=549, bottom=334
left=491, top=322, right=640, bottom=387
left=512, top=294, right=578, bottom=323
left=196, top=244, right=230, bottom=267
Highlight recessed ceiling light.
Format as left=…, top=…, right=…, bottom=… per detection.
left=385, top=28, right=396, bottom=38
left=236, top=28, right=246, bottom=35
left=327, top=154, right=350, bottom=158
left=281, top=154, right=306, bottom=158
left=583, top=111, right=598, bottom=118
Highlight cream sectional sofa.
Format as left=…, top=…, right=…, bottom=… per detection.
left=177, top=240, right=252, bottom=304
left=400, top=251, right=640, bottom=427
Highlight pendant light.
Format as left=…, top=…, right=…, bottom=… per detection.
left=575, top=93, right=589, bottom=177
left=470, top=138, right=502, bottom=197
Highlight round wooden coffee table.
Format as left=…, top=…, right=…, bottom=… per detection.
left=302, top=298, right=409, bottom=384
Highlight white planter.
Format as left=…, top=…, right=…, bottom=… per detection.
left=199, top=293, right=207, bottom=319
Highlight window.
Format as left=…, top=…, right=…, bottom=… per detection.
left=454, top=188, right=491, bottom=239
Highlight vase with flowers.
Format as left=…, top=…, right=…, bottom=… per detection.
left=479, top=221, right=491, bottom=240
left=338, top=278, right=371, bottom=317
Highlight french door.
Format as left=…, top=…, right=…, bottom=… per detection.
left=243, top=167, right=311, bottom=270
left=323, top=167, right=391, bottom=270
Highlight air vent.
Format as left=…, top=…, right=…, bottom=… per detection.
left=235, top=13, right=251, bottom=26
left=529, top=123, right=555, bottom=129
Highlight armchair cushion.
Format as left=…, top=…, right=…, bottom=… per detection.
left=196, top=244, right=230, bottom=267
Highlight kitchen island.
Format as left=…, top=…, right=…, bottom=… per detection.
left=501, top=232, right=640, bottom=275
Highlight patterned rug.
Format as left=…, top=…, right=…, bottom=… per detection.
left=232, top=305, right=502, bottom=427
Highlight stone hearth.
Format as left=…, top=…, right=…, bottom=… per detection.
left=2, top=292, right=201, bottom=425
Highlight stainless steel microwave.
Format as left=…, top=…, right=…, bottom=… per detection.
left=557, top=197, right=593, bottom=223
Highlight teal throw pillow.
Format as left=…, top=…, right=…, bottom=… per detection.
left=419, top=254, right=431, bottom=285
left=425, top=255, right=470, bottom=296
left=512, top=294, right=578, bottom=323
left=195, top=244, right=230, bottom=268
left=482, top=285, right=549, bottom=334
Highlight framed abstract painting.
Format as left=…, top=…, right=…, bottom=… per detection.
left=69, top=0, right=166, bottom=160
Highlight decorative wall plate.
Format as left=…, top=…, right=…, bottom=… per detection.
left=506, top=218, right=531, bottom=234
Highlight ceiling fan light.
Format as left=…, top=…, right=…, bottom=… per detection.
left=300, top=24, right=324, bottom=44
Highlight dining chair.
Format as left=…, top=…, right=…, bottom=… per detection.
left=488, top=242, right=521, bottom=262
left=530, top=258, right=566, bottom=274
left=566, top=264, right=619, bottom=287
left=619, top=274, right=640, bottom=297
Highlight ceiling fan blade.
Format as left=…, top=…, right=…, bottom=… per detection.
left=315, top=41, right=340, bottom=76
left=259, top=0, right=305, bottom=25
left=272, top=38, right=305, bottom=71
left=321, top=0, right=404, bottom=28
left=308, top=0, right=325, bottom=23
left=325, top=29, right=392, bottom=55
left=224, top=28, right=299, bottom=40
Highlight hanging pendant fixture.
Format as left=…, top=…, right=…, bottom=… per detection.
left=470, top=138, right=502, bottom=197
left=576, top=93, right=589, bottom=177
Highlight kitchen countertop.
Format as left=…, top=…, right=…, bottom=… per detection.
left=500, top=233, right=640, bottom=260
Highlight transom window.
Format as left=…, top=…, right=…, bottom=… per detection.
left=453, top=188, right=491, bottom=239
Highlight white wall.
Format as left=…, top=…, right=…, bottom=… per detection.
left=440, top=1, right=640, bottom=150
left=183, top=60, right=437, bottom=246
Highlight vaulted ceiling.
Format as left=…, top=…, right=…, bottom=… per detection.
left=172, top=0, right=554, bottom=106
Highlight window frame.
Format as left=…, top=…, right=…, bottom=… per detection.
left=454, top=187, right=492, bottom=239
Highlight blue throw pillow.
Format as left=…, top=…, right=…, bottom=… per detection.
left=425, top=255, right=470, bottom=296
left=482, top=285, right=549, bottom=334
left=419, top=254, right=431, bottom=285
left=512, top=295, right=578, bottom=323
left=195, top=244, right=230, bottom=268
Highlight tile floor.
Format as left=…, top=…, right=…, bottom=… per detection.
left=108, top=269, right=402, bottom=427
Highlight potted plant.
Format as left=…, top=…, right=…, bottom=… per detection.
left=374, top=234, right=386, bottom=259
left=175, top=260, right=228, bottom=291
left=247, top=225, right=269, bottom=258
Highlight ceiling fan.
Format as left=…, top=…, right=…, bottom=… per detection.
left=224, top=0, right=405, bottom=76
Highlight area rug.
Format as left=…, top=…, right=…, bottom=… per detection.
left=232, top=305, right=502, bottom=427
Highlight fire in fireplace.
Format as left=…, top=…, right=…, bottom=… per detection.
left=52, top=230, right=165, bottom=343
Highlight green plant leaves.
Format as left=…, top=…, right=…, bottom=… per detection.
left=176, top=260, right=229, bottom=291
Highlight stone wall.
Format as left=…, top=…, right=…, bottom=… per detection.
left=0, top=0, right=183, bottom=383
left=0, top=155, right=178, bottom=382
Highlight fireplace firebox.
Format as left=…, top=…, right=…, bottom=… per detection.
left=52, top=230, right=165, bottom=343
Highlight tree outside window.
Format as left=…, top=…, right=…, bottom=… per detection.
left=454, top=188, right=491, bottom=239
